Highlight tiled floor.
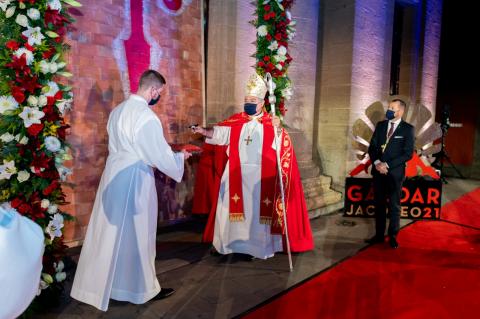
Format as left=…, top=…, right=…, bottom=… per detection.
left=37, top=178, right=480, bottom=319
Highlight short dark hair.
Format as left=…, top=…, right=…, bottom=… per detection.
left=139, top=70, right=166, bottom=89
left=391, top=98, right=406, bottom=109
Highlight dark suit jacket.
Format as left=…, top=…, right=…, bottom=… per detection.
left=368, top=120, right=415, bottom=177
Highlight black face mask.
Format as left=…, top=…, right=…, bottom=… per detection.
left=149, top=95, right=160, bottom=106
left=244, top=103, right=258, bottom=115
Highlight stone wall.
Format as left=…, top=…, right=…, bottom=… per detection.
left=63, top=0, right=204, bottom=245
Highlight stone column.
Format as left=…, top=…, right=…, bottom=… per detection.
left=207, top=0, right=342, bottom=216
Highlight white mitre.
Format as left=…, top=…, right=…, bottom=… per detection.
left=245, top=72, right=268, bottom=99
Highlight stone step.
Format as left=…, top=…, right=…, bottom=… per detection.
left=305, top=189, right=343, bottom=211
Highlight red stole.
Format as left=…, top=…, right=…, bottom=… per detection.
left=218, top=112, right=286, bottom=234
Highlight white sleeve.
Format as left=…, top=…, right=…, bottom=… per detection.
left=135, top=119, right=184, bottom=183
left=205, top=126, right=231, bottom=146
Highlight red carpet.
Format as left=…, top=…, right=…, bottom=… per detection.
left=441, top=187, right=480, bottom=229
left=243, top=188, right=480, bottom=319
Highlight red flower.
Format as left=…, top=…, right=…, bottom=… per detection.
left=43, top=105, right=61, bottom=122
left=266, top=34, right=272, bottom=41
left=11, top=86, right=26, bottom=104
left=43, top=47, right=57, bottom=59
left=6, top=40, right=20, bottom=50
left=264, top=5, right=271, bottom=11
left=263, top=56, right=270, bottom=62
left=10, top=197, right=23, bottom=209
left=27, top=123, right=44, bottom=137
left=266, top=62, right=275, bottom=72
left=43, top=180, right=60, bottom=196
left=25, top=42, right=35, bottom=52
left=6, top=54, right=31, bottom=77
left=258, top=61, right=265, bottom=68
left=45, top=9, right=69, bottom=28
left=274, top=33, right=282, bottom=41
left=16, top=75, right=42, bottom=94
left=57, top=124, right=70, bottom=140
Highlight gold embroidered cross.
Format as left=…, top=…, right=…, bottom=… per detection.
left=232, top=193, right=240, bottom=203
left=244, top=135, right=253, bottom=145
left=263, top=197, right=272, bottom=206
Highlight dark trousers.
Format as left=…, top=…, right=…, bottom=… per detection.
left=373, top=171, right=404, bottom=237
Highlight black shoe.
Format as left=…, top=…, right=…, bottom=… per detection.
left=364, top=236, right=384, bottom=244
left=389, top=237, right=399, bottom=249
left=152, top=288, right=175, bottom=301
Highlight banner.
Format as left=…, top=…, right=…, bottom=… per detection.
left=344, top=177, right=442, bottom=219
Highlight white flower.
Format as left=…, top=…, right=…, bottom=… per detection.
left=257, top=25, right=268, bottom=37
left=276, top=63, right=283, bottom=70
left=19, top=107, right=45, bottom=128
left=277, top=45, right=287, bottom=56
left=27, top=8, right=40, bottom=20
left=55, top=272, right=66, bottom=282
left=18, top=136, right=28, bottom=145
left=48, top=0, right=62, bottom=11
left=45, top=136, right=61, bottom=152
left=41, top=199, right=50, bottom=209
left=0, top=95, right=18, bottom=114
left=0, top=133, right=15, bottom=143
left=274, top=54, right=287, bottom=63
left=15, top=14, right=29, bottom=28
left=57, top=98, right=73, bottom=115
left=268, top=40, right=278, bottom=51
left=37, top=280, right=49, bottom=296
left=27, top=95, right=39, bottom=107
left=14, top=48, right=34, bottom=65
left=39, top=60, right=50, bottom=74
left=49, top=63, right=58, bottom=73
left=38, top=95, right=48, bottom=107
left=48, top=204, right=58, bottom=214
left=281, top=87, right=293, bottom=100
left=0, top=0, right=11, bottom=11
left=56, top=165, right=72, bottom=182
left=17, top=170, right=30, bottom=183
left=45, top=213, right=64, bottom=240
left=54, top=260, right=65, bottom=272
left=22, top=26, right=45, bottom=46
left=286, top=10, right=292, bottom=21
left=5, top=5, right=15, bottom=18
left=0, top=160, right=17, bottom=180
left=44, top=81, right=60, bottom=97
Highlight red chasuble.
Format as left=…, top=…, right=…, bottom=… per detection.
left=192, top=112, right=314, bottom=252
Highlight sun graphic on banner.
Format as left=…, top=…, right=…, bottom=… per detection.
left=350, top=99, right=443, bottom=178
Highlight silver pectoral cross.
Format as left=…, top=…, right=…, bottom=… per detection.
left=244, top=135, right=253, bottom=145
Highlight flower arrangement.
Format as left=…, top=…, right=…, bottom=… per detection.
left=253, top=0, right=296, bottom=116
left=0, top=0, right=81, bottom=309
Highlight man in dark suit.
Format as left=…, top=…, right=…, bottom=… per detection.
left=366, top=99, right=415, bottom=249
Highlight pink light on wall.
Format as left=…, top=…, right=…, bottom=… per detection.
left=113, top=0, right=192, bottom=96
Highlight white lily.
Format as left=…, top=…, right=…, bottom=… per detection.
left=0, top=0, right=11, bottom=11
left=22, top=26, right=45, bottom=46
left=0, top=160, right=17, bottom=180
left=19, top=107, right=45, bottom=128
left=46, top=213, right=64, bottom=240
left=0, top=95, right=18, bottom=114
left=44, top=81, right=60, bottom=97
